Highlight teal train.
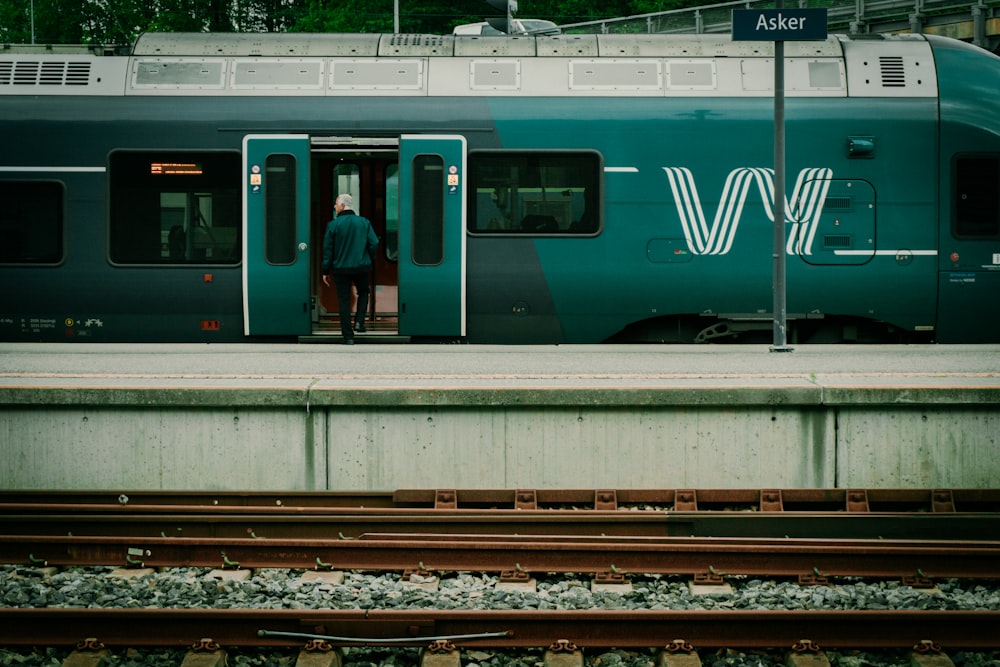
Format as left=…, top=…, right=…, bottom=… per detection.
left=1, top=32, right=998, bottom=343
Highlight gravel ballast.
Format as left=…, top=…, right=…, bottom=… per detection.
left=2, top=565, right=999, bottom=667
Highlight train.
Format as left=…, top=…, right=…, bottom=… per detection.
left=1, top=30, right=998, bottom=344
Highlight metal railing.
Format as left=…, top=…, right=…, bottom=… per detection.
left=558, top=0, right=1000, bottom=50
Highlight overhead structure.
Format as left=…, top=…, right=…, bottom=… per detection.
left=484, top=0, right=518, bottom=33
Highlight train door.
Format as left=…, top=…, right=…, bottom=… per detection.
left=936, top=153, right=1000, bottom=342
left=398, top=134, right=468, bottom=337
left=242, top=134, right=311, bottom=336
left=310, top=137, right=401, bottom=336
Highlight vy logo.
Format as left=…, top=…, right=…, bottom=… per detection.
left=663, top=167, right=833, bottom=256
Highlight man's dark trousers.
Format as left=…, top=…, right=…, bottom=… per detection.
left=333, top=270, right=370, bottom=339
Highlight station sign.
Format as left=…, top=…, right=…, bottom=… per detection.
left=732, top=8, right=828, bottom=41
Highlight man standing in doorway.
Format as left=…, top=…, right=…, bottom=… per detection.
left=321, top=194, right=379, bottom=345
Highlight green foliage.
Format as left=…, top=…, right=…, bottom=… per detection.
left=293, top=0, right=394, bottom=33
left=1, top=0, right=86, bottom=44
left=0, top=0, right=703, bottom=45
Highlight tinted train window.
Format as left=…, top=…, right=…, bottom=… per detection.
left=411, top=154, right=444, bottom=265
left=385, top=164, right=400, bottom=262
left=264, top=154, right=297, bottom=265
left=953, top=155, right=999, bottom=238
left=109, top=151, right=241, bottom=264
left=0, top=181, right=63, bottom=263
left=468, top=151, right=601, bottom=235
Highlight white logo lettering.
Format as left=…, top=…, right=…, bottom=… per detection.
left=756, top=13, right=807, bottom=30
left=663, top=167, right=833, bottom=256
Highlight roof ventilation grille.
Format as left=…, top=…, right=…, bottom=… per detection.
left=13, top=60, right=40, bottom=84
left=879, top=56, right=905, bottom=87
left=65, top=61, right=92, bottom=85
left=0, top=60, right=91, bottom=85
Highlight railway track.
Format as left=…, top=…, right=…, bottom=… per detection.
left=2, top=607, right=1000, bottom=649
left=3, top=488, right=999, bottom=540
left=3, top=489, right=1000, bottom=663
left=3, top=533, right=999, bottom=581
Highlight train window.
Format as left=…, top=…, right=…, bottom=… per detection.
left=385, top=164, right=400, bottom=262
left=109, top=151, right=240, bottom=265
left=953, top=155, right=999, bottom=238
left=0, top=181, right=63, bottom=264
left=332, top=164, right=360, bottom=202
left=411, top=154, right=444, bottom=266
left=468, top=151, right=601, bottom=235
left=264, top=154, right=297, bottom=265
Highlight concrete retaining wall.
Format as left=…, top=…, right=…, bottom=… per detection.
left=2, top=382, right=997, bottom=490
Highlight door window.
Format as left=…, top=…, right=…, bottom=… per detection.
left=953, top=154, right=999, bottom=238
left=385, top=164, right=399, bottom=262
left=411, top=154, right=445, bottom=266
left=264, top=153, right=297, bottom=265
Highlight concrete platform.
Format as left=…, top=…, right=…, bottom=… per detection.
left=0, top=343, right=997, bottom=491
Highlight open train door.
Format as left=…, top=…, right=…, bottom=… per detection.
left=398, top=134, right=467, bottom=338
left=242, top=134, right=311, bottom=336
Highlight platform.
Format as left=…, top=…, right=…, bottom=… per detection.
left=1, top=343, right=998, bottom=491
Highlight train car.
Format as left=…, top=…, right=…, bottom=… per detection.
left=1, top=31, right=998, bottom=343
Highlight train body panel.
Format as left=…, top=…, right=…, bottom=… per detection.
left=930, top=36, right=1000, bottom=342
left=484, top=94, right=941, bottom=342
left=1, top=32, right=998, bottom=343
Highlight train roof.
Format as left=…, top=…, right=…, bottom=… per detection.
left=0, top=32, right=939, bottom=98
left=131, top=31, right=850, bottom=58
left=137, top=31, right=916, bottom=58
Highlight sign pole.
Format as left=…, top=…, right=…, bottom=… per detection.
left=732, top=4, right=827, bottom=353
left=772, top=3, right=790, bottom=352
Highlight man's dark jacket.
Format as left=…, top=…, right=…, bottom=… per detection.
left=322, top=209, right=379, bottom=275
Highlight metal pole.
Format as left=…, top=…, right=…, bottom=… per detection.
left=394, top=0, right=400, bottom=33
left=771, top=0, right=792, bottom=351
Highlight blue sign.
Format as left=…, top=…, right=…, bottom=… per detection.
left=732, top=8, right=828, bottom=41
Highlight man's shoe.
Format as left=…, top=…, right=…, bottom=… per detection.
left=343, top=338, right=355, bottom=345
left=354, top=322, right=367, bottom=333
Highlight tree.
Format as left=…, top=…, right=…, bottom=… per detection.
left=1, top=0, right=88, bottom=44
left=292, top=0, right=391, bottom=33
left=0, top=0, right=32, bottom=43
left=235, top=0, right=300, bottom=32
left=0, top=0, right=705, bottom=44
left=529, top=0, right=636, bottom=24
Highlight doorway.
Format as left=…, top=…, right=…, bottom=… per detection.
left=310, top=139, right=400, bottom=336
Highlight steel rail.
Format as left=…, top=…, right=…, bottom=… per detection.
left=9, top=510, right=1000, bottom=541
left=0, top=511, right=694, bottom=539
left=3, top=534, right=999, bottom=579
left=3, top=489, right=999, bottom=541
left=4, top=488, right=999, bottom=511
left=1, top=608, right=999, bottom=649
left=5, top=512, right=1000, bottom=542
